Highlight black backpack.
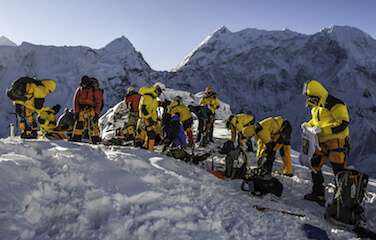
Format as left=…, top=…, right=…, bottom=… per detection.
left=56, top=108, right=75, bottom=130
left=224, top=148, right=247, bottom=179
left=241, top=167, right=283, bottom=197
left=325, top=169, right=368, bottom=226
left=7, top=77, right=38, bottom=101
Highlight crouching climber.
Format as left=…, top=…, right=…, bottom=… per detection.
left=226, top=112, right=255, bottom=151
left=36, top=104, right=67, bottom=139
left=168, top=96, right=194, bottom=146
left=243, top=116, right=293, bottom=176
left=7, top=77, right=56, bottom=139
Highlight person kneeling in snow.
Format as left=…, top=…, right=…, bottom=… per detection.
left=163, top=114, right=210, bottom=164
left=36, top=104, right=67, bottom=139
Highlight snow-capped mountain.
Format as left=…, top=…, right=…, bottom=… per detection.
left=1, top=25, right=376, bottom=175
left=163, top=25, right=376, bottom=175
left=0, top=37, right=156, bottom=137
left=0, top=36, right=17, bottom=47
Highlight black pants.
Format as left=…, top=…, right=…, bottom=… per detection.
left=311, top=157, right=345, bottom=197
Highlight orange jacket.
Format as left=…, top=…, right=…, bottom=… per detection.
left=73, top=87, right=103, bottom=114
left=124, top=91, right=141, bottom=113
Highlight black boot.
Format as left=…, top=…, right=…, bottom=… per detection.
left=91, top=136, right=101, bottom=144
left=304, top=193, right=326, bottom=207
left=304, top=170, right=326, bottom=206
left=70, top=134, right=82, bottom=142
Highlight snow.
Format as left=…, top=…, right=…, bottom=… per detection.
left=0, top=36, right=17, bottom=47
left=0, top=122, right=375, bottom=239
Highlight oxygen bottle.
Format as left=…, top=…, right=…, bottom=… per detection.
left=10, top=123, right=15, bottom=137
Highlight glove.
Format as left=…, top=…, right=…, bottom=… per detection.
left=310, top=126, right=321, bottom=134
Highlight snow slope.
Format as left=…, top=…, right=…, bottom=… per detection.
left=0, top=122, right=375, bottom=240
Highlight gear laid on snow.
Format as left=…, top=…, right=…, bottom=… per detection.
left=241, top=167, right=283, bottom=197
left=325, top=169, right=368, bottom=226
left=224, top=147, right=248, bottom=179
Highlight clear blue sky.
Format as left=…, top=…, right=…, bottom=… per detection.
left=0, top=0, right=375, bottom=71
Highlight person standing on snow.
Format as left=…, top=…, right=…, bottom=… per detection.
left=71, top=76, right=103, bottom=144
left=302, top=80, right=350, bottom=206
left=168, top=96, right=194, bottom=146
left=242, top=116, right=293, bottom=176
left=7, top=77, right=57, bottom=139
left=199, top=86, right=220, bottom=144
left=124, top=86, right=141, bottom=140
left=136, top=83, right=163, bottom=151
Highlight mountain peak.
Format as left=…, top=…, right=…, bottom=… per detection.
left=0, top=36, right=17, bottom=46
left=103, top=36, right=134, bottom=51
left=213, top=26, right=231, bottom=35
left=321, top=25, right=374, bottom=41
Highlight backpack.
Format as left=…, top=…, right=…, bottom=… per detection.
left=219, top=140, right=235, bottom=155
left=241, top=167, right=283, bottom=197
left=7, top=77, right=38, bottom=101
left=224, top=148, right=247, bottom=179
left=56, top=108, right=75, bottom=130
left=325, top=169, right=368, bottom=226
left=166, top=148, right=190, bottom=162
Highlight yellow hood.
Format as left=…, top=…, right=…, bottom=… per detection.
left=303, top=80, right=328, bottom=107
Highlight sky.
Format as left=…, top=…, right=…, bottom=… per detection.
left=0, top=0, right=375, bottom=71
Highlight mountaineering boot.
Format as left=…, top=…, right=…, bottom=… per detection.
left=148, top=139, right=155, bottom=151
left=304, top=193, right=326, bottom=207
left=70, top=134, right=82, bottom=142
left=91, top=136, right=101, bottom=145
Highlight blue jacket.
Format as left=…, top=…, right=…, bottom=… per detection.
left=167, top=114, right=187, bottom=147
